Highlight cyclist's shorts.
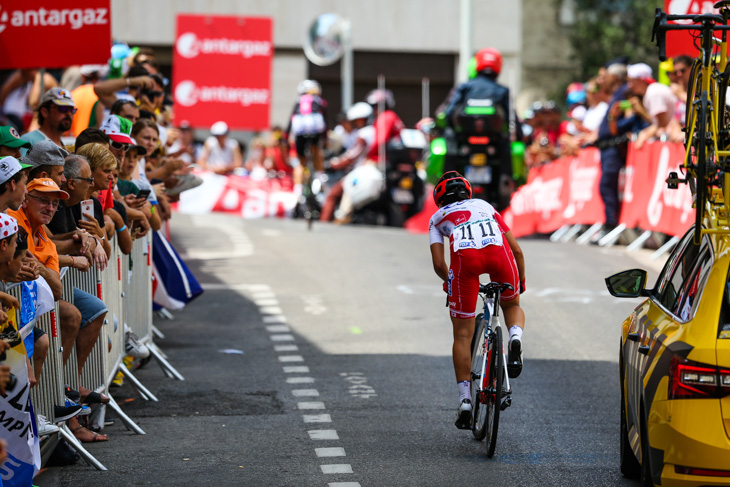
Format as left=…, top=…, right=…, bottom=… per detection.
left=295, top=133, right=325, bottom=158
left=447, top=245, right=519, bottom=319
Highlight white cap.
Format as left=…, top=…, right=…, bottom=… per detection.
left=627, top=63, right=654, bottom=83
left=210, top=121, right=228, bottom=136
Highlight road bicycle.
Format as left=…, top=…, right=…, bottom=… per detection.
left=469, top=281, right=513, bottom=458
left=653, top=2, right=730, bottom=244
left=295, top=138, right=323, bottom=230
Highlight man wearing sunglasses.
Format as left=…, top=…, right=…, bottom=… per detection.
left=20, top=88, right=77, bottom=155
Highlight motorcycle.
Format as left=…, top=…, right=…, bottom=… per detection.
left=445, top=100, right=513, bottom=210
left=343, top=128, right=426, bottom=227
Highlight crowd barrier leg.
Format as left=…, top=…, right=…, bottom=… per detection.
left=597, top=223, right=627, bottom=248
left=105, top=395, right=145, bottom=434
left=626, top=230, right=654, bottom=252
left=146, top=342, right=185, bottom=381
left=117, top=366, right=158, bottom=401
left=155, top=309, right=174, bottom=321
left=575, top=222, right=603, bottom=244
left=151, top=325, right=165, bottom=339
left=58, top=423, right=107, bottom=471
left=549, top=225, right=572, bottom=242
left=651, top=236, right=680, bottom=260
left=559, top=224, right=584, bottom=242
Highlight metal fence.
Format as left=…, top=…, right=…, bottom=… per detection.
left=7, top=235, right=184, bottom=471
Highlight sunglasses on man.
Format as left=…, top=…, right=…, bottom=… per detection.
left=53, top=105, right=77, bottom=114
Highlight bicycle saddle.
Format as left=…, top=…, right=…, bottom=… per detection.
left=715, top=0, right=730, bottom=10
left=693, top=13, right=725, bottom=23
left=479, top=282, right=514, bottom=295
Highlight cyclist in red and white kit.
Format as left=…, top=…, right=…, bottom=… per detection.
left=429, top=171, right=526, bottom=429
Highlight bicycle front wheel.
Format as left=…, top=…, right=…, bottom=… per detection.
left=694, top=91, right=709, bottom=244
left=471, top=315, right=488, bottom=441
left=485, top=325, right=503, bottom=458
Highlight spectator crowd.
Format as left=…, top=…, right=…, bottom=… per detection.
left=0, top=47, right=204, bottom=477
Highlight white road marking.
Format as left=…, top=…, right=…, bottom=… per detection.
left=274, top=345, right=298, bottom=352
left=278, top=355, right=304, bottom=362
left=270, top=334, right=295, bottom=341
left=292, top=389, right=319, bottom=397
left=321, top=464, right=353, bottom=474
left=303, top=414, right=331, bottom=423
left=301, top=295, right=327, bottom=315
left=266, top=325, right=291, bottom=333
left=283, top=366, right=310, bottom=373
left=252, top=292, right=276, bottom=299
left=396, top=284, right=443, bottom=297
left=255, top=299, right=279, bottom=306
left=299, top=402, right=326, bottom=410
left=263, top=315, right=287, bottom=323
left=287, top=377, right=314, bottom=384
left=200, top=283, right=253, bottom=291
left=260, top=306, right=283, bottom=315
left=243, top=284, right=271, bottom=292
left=316, top=447, right=346, bottom=457
left=308, top=429, right=339, bottom=439
left=328, top=483, right=361, bottom=487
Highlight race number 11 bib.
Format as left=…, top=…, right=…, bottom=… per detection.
left=452, top=217, right=503, bottom=250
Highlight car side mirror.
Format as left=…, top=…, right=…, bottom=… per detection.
left=605, top=269, right=648, bottom=298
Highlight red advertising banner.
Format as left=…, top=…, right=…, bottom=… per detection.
left=500, top=141, right=694, bottom=239
left=664, top=0, right=719, bottom=58
left=626, top=141, right=694, bottom=235
left=172, top=15, right=273, bottom=131
left=0, top=0, right=111, bottom=69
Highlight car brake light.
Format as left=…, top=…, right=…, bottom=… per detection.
left=669, top=356, right=729, bottom=399
left=468, top=136, right=490, bottom=145
left=675, top=465, right=730, bottom=477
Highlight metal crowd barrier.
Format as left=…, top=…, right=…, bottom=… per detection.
left=6, top=234, right=184, bottom=472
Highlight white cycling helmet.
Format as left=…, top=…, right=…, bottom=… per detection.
left=297, top=79, right=321, bottom=95
left=346, top=102, right=373, bottom=122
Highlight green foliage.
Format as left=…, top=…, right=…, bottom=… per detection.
left=566, top=0, right=664, bottom=80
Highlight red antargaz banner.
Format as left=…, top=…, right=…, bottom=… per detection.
left=172, top=15, right=273, bottom=131
left=0, top=0, right=111, bottom=69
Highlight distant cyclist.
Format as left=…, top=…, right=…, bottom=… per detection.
left=428, top=171, right=526, bottom=429
left=286, top=79, right=328, bottom=195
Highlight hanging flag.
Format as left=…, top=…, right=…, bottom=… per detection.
left=151, top=231, right=203, bottom=311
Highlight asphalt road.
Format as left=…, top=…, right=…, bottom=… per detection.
left=40, top=213, right=666, bottom=487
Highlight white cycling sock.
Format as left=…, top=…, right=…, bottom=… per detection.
left=509, top=325, right=523, bottom=342
left=457, top=380, right=470, bottom=402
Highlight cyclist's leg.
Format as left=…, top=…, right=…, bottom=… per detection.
left=448, top=250, right=481, bottom=408
left=450, top=315, right=475, bottom=383
left=310, top=134, right=325, bottom=173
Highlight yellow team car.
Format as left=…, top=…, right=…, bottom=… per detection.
left=605, top=227, right=730, bottom=486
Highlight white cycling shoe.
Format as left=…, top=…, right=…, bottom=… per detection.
left=455, top=399, right=472, bottom=430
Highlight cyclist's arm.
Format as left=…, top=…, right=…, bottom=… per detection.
left=503, top=230, right=525, bottom=283
left=430, top=242, right=449, bottom=282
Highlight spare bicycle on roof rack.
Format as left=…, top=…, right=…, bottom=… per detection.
left=653, top=1, right=730, bottom=244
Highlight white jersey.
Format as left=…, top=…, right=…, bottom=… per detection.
left=429, top=198, right=506, bottom=251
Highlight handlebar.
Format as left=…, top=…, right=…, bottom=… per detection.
left=652, top=8, right=730, bottom=61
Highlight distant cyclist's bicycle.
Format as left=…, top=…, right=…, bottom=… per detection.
left=296, top=138, right=322, bottom=230
left=469, top=282, right=513, bottom=458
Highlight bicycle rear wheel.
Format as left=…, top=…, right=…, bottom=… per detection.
left=485, top=325, right=503, bottom=458
left=471, top=315, right=488, bottom=441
